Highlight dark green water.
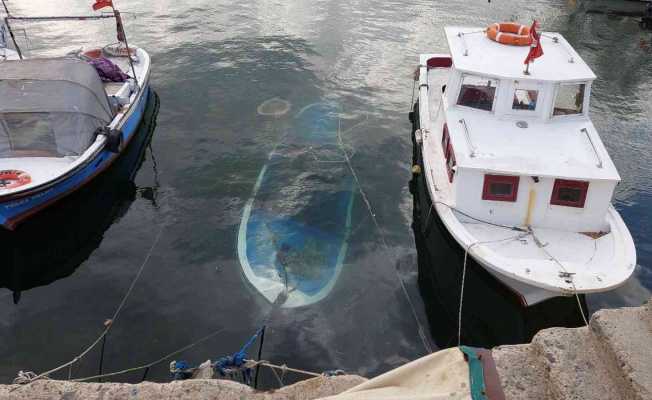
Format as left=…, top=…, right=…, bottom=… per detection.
left=1, top=0, right=651, bottom=386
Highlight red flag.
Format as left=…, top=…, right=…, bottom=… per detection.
left=524, top=20, right=544, bottom=65
left=92, top=0, right=113, bottom=11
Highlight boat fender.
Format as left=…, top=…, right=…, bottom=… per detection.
left=95, top=127, right=123, bottom=153
left=414, top=129, right=423, bottom=145
left=412, top=165, right=422, bottom=175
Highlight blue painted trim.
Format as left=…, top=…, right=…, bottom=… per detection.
left=460, top=346, right=488, bottom=400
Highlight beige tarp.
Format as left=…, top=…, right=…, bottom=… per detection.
left=318, top=348, right=472, bottom=400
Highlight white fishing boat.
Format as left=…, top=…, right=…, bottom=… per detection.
left=411, top=23, right=636, bottom=306
left=0, top=1, right=151, bottom=230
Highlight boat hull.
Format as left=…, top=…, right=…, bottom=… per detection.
left=411, top=178, right=589, bottom=346
left=238, top=102, right=355, bottom=308
left=411, top=101, right=589, bottom=307
left=0, top=90, right=159, bottom=303
left=0, top=84, right=151, bottom=230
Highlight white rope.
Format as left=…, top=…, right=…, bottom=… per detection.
left=456, top=233, right=529, bottom=346
left=337, top=119, right=433, bottom=354
left=458, top=245, right=470, bottom=347
left=13, top=371, right=37, bottom=385
left=528, top=227, right=590, bottom=326
left=246, top=360, right=323, bottom=378
left=14, top=224, right=165, bottom=387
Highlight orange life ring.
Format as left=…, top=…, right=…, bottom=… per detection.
left=486, top=23, right=532, bottom=46
left=0, top=170, right=31, bottom=190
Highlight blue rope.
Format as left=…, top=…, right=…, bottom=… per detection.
left=171, top=326, right=266, bottom=383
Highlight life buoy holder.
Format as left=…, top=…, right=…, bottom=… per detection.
left=486, top=23, right=532, bottom=46
left=0, top=170, right=31, bottom=190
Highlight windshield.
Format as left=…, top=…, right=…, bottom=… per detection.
left=553, top=83, right=586, bottom=116
left=457, top=75, right=497, bottom=111
left=0, top=112, right=101, bottom=158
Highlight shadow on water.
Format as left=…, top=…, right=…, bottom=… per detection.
left=0, top=90, right=161, bottom=304
left=413, top=219, right=588, bottom=349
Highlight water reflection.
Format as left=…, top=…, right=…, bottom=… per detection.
left=0, top=91, right=160, bottom=304
left=1, top=0, right=650, bottom=385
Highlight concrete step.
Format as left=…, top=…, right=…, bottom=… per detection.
left=532, top=326, right=632, bottom=400
left=492, top=344, right=550, bottom=400
left=590, top=300, right=652, bottom=400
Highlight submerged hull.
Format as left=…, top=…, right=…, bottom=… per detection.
left=238, top=102, right=355, bottom=308
left=0, top=83, right=151, bottom=230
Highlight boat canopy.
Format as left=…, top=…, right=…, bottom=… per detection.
left=0, top=58, right=114, bottom=158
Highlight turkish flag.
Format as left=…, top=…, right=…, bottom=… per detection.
left=524, top=20, right=544, bottom=65
left=92, top=0, right=113, bottom=11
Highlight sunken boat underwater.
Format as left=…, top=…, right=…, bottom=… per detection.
left=411, top=25, right=636, bottom=306
left=238, top=102, right=355, bottom=308
left=0, top=53, right=150, bottom=230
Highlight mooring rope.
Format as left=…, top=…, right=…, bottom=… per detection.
left=246, top=360, right=322, bottom=378
left=69, top=327, right=227, bottom=382
left=13, top=223, right=165, bottom=387
left=528, top=227, right=590, bottom=326
left=456, top=233, right=529, bottom=346
left=429, top=199, right=590, bottom=339
left=337, top=119, right=433, bottom=354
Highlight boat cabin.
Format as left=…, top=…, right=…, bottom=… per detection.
left=0, top=58, right=119, bottom=193
left=429, top=27, right=620, bottom=233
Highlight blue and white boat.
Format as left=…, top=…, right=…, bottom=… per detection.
left=0, top=13, right=150, bottom=230
left=238, top=102, right=355, bottom=308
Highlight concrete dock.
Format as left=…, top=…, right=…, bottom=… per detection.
left=2, top=298, right=650, bottom=399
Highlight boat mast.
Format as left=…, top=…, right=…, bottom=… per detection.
left=1, top=0, right=23, bottom=59
left=110, top=2, right=139, bottom=88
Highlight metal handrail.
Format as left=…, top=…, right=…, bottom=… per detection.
left=582, top=128, right=603, bottom=168
left=458, top=118, right=476, bottom=157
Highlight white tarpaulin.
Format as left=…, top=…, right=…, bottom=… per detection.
left=318, top=347, right=504, bottom=400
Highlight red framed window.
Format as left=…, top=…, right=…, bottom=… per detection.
left=482, top=174, right=519, bottom=202
left=550, top=179, right=589, bottom=208
left=441, top=124, right=455, bottom=182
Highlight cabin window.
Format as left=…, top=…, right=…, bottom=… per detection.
left=442, top=124, right=455, bottom=182
left=0, top=112, right=99, bottom=158
left=482, top=174, right=519, bottom=202
left=550, top=179, right=589, bottom=208
left=457, top=75, right=497, bottom=111
left=553, top=83, right=585, bottom=116
left=512, top=88, right=538, bottom=110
